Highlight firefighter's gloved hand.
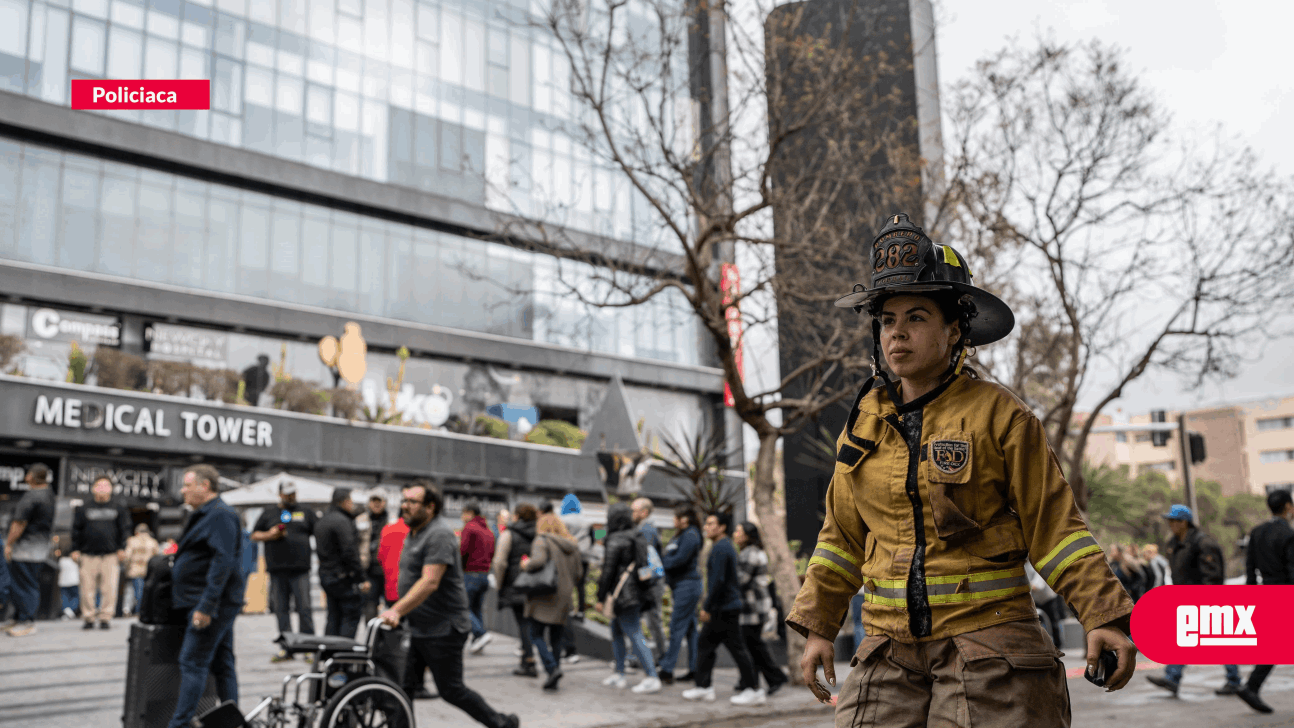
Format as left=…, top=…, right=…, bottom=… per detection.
left=800, top=631, right=836, bottom=704
left=1086, top=625, right=1137, bottom=691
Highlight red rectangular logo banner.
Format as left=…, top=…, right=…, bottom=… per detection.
left=1131, top=585, right=1294, bottom=664
left=70, top=80, right=210, bottom=110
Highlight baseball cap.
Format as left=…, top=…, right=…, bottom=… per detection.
left=280, top=481, right=297, bottom=495
left=1163, top=504, right=1192, bottom=521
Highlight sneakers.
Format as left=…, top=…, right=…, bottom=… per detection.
left=632, top=677, right=662, bottom=694
left=601, top=673, right=628, bottom=689
left=766, top=680, right=785, bottom=696
left=658, top=670, right=674, bottom=685
left=270, top=650, right=294, bottom=663
left=1145, top=675, right=1179, bottom=697
left=469, top=633, right=493, bottom=654
left=6, top=622, right=36, bottom=637
left=513, top=646, right=525, bottom=657
left=99, top=621, right=111, bottom=630
left=1215, top=682, right=1242, bottom=696
left=676, top=672, right=696, bottom=683
left=562, top=653, right=581, bottom=665
left=1235, top=686, right=1274, bottom=714
left=542, top=670, right=564, bottom=692
left=681, top=686, right=715, bottom=701
left=82, top=621, right=96, bottom=630
left=61, top=608, right=75, bottom=620
left=731, top=687, right=766, bottom=706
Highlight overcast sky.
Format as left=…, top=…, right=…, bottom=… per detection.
left=934, top=0, right=1294, bottom=417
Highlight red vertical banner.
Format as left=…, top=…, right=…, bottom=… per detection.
left=721, top=263, right=744, bottom=407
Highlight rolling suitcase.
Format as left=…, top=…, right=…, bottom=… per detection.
left=123, top=622, right=221, bottom=728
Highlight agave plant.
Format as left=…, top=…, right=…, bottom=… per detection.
left=654, top=427, right=743, bottom=516
left=794, top=423, right=839, bottom=474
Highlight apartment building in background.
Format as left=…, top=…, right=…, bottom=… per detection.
left=1084, top=392, right=1294, bottom=496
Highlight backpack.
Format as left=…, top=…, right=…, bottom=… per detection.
left=637, top=543, right=665, bottom=582
left=138, top=554, right=181, bottom=625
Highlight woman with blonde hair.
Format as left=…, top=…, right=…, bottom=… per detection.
left=522, top=512, right=582, bottom=690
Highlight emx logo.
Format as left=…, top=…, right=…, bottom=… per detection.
left=1134, top=586, right=1294, bottom=664
left=1176, top=605, right=1256, bottom=646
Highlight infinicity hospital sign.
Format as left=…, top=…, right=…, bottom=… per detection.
left=33, top=394, right=274, bottom=448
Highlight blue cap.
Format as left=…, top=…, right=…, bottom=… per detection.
left=561, top=494, right=582, bottom=515
left=1163, top=504, right=1193, bottom=521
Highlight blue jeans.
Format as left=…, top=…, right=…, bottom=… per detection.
left=850, top=594, right=865, bottom=655
left=611, top=606, right=657, bottom=678
left=0, top=555, right=11, bottom=612
left=659, top=579, right=700, bottom=674
left=464, top=572, right=489, bottom=639
left=1164, top=663, right=1240, bottom=686
left=61, top=586, right=79, bottom=613
left=133, top=578, right=145, bottom=612
left=167, top=604, right=240, bottom=728
left=271, top=571, right=315, bottom=636
left=9, top=560, right=42, bottom=623
left=529, top=620, right=566, bottom=675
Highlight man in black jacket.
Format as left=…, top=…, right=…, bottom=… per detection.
left=315, top=488, right=369, bottom=638
left=682, top=511, right=760, bottom=705
left=1147, top=504, right=1242, bottom=696
left=71, top=477, right=131, bottom=629
left=167, top=465, right=244, bottom=728
left=1231, top=489, right=1294, bottom=714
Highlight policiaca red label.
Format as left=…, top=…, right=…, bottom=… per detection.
left=70, top=80, right=210, bottom=110
left=1131, top=585, right=1294, bottom=664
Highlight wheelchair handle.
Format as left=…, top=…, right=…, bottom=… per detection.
left=364, top=616, right=392, bottom=653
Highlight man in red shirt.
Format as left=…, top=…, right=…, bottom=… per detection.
left=377, top=519, right=410, bottom=604
left=460, top=501, right=496, bottom=654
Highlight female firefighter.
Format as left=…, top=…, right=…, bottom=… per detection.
left=789, top=214, right=1137, bottom=727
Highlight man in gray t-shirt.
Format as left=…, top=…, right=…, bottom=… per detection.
left=5, top=464, right=56, bottom=635
left=381, top=482, right=518, bottom=728
left=398, top=513, right=470, bottom=638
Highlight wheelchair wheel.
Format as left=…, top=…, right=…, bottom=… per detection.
left=318, top=677, right=416, bottom=728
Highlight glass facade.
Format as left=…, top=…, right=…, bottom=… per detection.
left=0, top=0, right=661, bottom=244
left=0, top=136, right=700, bottom=365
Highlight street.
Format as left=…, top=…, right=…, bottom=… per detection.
left=3, top=613, right=1294, bottom=728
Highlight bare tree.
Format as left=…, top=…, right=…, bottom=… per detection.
left=489, top=0, right=933, bottom=678
left=946, top=38, right=1294, bottom=507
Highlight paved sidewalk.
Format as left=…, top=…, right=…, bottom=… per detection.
left=0, top=613, right=833, bottom=728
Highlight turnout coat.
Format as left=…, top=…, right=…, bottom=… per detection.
left=787, top=373, right=1134, bottom=644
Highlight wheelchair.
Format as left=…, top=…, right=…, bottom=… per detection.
left=197, top=618, right=415, bottom=728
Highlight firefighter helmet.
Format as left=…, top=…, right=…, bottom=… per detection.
left=834, top=213, right=1015, bottom=347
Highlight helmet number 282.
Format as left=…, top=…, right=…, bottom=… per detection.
left=875, top=242, right=920, bottom=273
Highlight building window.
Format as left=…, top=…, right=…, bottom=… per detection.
left=1115, top=432, right=1127, bottom=443
left=1260, top=450, right=1294, bottom=465
left=1134, top=432, right=1153, bottom=443
left=1146, top=461, right=1176, bottom=472
left=1257, top=416, right=1294, bottom=432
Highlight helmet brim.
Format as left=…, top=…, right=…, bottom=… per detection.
left=835, top=282, right=1015, bottom=347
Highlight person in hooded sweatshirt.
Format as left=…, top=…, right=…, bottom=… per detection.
left=596, top=503, right=661, bottom=694
left=522, top=512, right=582, bottom=691
left=658, top=504, right=703, bottom=684
left=460, top=501, right=496, bottom=654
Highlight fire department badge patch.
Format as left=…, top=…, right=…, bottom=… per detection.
left=931, top=440, right=970, bottom=475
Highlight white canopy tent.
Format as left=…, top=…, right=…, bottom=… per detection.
left=221, top=472, right=337, bottom=507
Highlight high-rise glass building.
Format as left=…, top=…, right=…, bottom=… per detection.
left=0, top=0, right=726, bottom=533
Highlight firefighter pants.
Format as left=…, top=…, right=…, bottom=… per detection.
left=835, top=618, right=1070, bottom=728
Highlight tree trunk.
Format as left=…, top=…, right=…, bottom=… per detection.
left=750, top=430, right=807, bottom=684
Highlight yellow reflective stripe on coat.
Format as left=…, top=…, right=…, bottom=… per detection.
left=862, top=567, right=1030, bottom=607
left=1036, top=531, right=1103, bottom=588
left=809, top=543, right=863, bottom=587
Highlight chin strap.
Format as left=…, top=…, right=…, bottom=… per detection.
left=953, top=346, right=968, bottom=375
